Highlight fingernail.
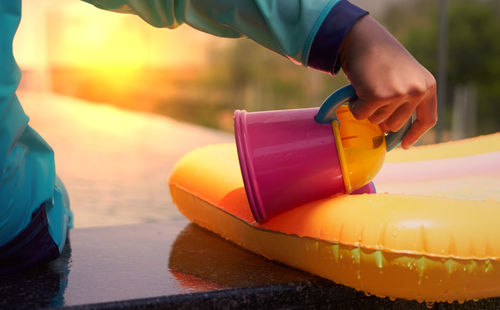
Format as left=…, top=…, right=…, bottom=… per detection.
left=401, top=140, right=413, bottom=149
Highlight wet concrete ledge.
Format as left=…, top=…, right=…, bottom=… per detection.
left=1, top=220, right=500, bottom=310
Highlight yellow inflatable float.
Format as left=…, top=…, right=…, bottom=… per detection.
left=169, top=133, right=500, bottom=303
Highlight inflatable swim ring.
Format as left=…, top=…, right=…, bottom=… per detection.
left=169, top=133, right=500, bottom=303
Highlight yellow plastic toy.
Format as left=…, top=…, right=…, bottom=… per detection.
left=233, top=85, right=399, bottom=223
left=169, top=133, right=500, bottom=303
left=334, top=105, right=387, bottom=192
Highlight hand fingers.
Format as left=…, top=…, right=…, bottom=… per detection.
left=379, top=122, right=390, bottom=133
left=349, top=99, right=369, bottom=119
left=368, top=101, right=402, bottom=124
left=348, top=83, right=436, bottom=148
left=349, top=98, right=385, bottom=120
left=350, top=94, right=413, bottom=123
left=401, top=92, right=437, bottom=149
left=384, top=102, right=415, bottom=132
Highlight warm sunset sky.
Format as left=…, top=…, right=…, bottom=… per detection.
left=14, top=0, right=397, bottom=71
left=14, top=0, right=231, bottom=70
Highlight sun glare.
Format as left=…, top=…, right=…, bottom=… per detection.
left=58, top=15, right=150, bottom=69
left=15, top=0, right=233, bottom=132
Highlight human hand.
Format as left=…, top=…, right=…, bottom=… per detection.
left=338, top=15, right=437, bottom=149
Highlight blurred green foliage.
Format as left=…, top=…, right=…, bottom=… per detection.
left=156, top=39, right=349, bottom=132
left=383, top=0, right=500, bottom=135
left=58, top=0, right=499, bottom=140
left=162, top=0, right=499, bottom=137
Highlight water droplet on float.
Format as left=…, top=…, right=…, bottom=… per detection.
left=425, top=301, right=435, bottom=309
left=458, top=300, right=465, bottom=304
left=356, top=270, right=361, bottom=280
left=473, top=298, right=479, bottom=302
left=392, top=231, right=398, bottom=237
left=389, top=296, right=396, bottom=301
left=364, top=291, right=372, bottom=297
left=483, top=260, right=493, bottom=273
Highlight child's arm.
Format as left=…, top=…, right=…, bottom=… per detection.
left=339, top=15, right=437, bottom=148
left=81, top=0, right=367, bottom=78
left=82, top=0, right=437, bottom=147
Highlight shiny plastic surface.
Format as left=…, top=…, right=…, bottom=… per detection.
left=169, top=134, right=500, bottom=302
left=315, top=84, right=411, bottom=151
left=234, top=108, right=344, bottom=222
left=336, top=106, right=386, bottom=191
left=234, top=85, right=401, bottom=223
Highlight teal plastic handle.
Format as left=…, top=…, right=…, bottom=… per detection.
left=314, top=84, right=411, bottom=151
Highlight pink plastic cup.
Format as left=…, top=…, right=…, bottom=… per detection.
left=234, top=83, right=406, bottom=223
left=235, top=108, right=349, bottom=223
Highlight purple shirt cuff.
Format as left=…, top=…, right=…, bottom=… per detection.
left=307, top=0, right=368, bottom=75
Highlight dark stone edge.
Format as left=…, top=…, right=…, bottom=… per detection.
left=47, top=280, right=500, bottom=310
left=47, top=279, right=370, bottom=310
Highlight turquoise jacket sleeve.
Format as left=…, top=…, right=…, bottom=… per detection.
left=0, top=0, right=368, bottom=271
left=0, top=1, right=72, bottom=258
left=81, top=0, right=368, bottom=73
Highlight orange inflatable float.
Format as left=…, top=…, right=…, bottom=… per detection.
left=169, top=133, right=500, bottom=303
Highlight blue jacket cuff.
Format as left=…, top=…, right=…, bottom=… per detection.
left=307, top=0, right=368, bottom=75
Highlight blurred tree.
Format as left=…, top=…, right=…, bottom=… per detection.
left=165, top=36, right=350, bottom=131
left=383, top=0, right=500, bottom=136
left=205, top=38, right=349, bottom=112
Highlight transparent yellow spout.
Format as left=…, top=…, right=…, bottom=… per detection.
left=333, top=106, right=387, bottom=193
